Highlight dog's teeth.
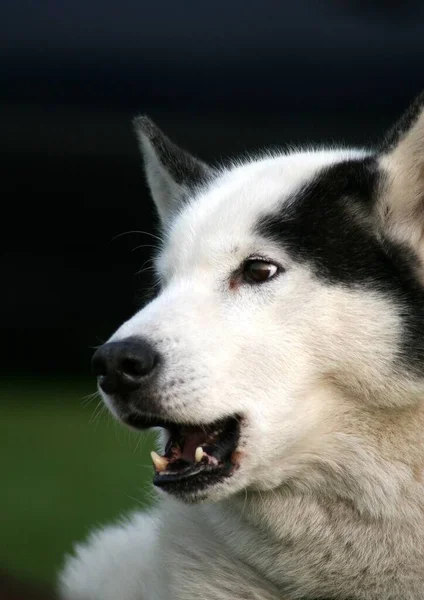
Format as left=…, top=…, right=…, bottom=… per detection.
left=151, top=451, right=168, bottom=472
left=195, top=447, right=204, bottom=463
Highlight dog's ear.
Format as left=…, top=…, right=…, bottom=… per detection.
left=377, top=91, right=424, bottom=262
left=133, top=116, right=214, bottom=225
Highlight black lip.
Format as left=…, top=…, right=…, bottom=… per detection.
left=153, top=460, right=229, bottom=485
left=153, top=461, right=233, bottom=496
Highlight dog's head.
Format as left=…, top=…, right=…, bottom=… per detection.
left=93, top=93, right=424, bottom=503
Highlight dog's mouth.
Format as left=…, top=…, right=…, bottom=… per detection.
left=125, top=413, right=242, bottom=496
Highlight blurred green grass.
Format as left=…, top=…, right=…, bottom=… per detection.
left=0, top=378, right=155, bottom=586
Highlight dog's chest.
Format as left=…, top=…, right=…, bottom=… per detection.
left=203, top=499, right=423, bottom=599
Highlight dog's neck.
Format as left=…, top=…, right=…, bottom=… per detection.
left=208, top=402, right=424, bottom=598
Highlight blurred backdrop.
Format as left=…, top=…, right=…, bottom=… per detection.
left=1, top=0, right=424, bottom=593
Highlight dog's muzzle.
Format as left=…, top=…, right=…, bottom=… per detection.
left=92, top=336, right=243, bottom=499
left=92, top=337, right=159, bottom=396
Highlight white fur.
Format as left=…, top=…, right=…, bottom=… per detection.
left=59, top=119, right=424, bottom=598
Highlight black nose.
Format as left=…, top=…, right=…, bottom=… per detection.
left=92, top=337, right=159, bottom=395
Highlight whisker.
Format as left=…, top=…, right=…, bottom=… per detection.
left=135, top=257, right=157, bottom=276
left=89, top=400, right=107, bottom=425
left=81, top=391, right=100, bottom=406
left=131, top=243, right=160, bottom=253
left=136, top=266, right=157, bottom=278
left=112, top=230, right=164, bottom=244
left=132, top=434, right=146, bottom=454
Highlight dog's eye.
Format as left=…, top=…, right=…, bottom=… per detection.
left=242, top=260, right=279, bottom=284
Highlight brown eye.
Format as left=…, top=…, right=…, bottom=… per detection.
left=242, top=260, right=279, bottom=284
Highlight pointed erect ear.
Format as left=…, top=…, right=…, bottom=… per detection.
left=133, top=116, right=215, bottom=225
left=377, top=91, right=424, bottom=262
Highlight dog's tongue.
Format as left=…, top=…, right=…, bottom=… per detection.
left=181, top=430, right=207, bottom=462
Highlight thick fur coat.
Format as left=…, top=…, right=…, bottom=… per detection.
left=60, top=92, right=424, bottom=599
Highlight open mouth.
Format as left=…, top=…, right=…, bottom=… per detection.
left=125, top=413, right=242, bottom=496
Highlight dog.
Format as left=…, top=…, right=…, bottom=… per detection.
left=59, top=91, right=424, bottom=599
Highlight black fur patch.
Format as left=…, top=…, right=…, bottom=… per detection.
left=255, top=158, right=424, bottom=374
left=256, top=158, right=386, bottom=285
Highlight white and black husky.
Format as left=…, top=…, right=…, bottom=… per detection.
left=60, top=92, right=424, bottom=599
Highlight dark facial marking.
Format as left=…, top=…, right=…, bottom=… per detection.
left=255, top=157, right=424, bottom=374
left=256, top=158, right=390, bottom=286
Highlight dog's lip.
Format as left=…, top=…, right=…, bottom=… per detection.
left=153, top=459, right=229, bottom=487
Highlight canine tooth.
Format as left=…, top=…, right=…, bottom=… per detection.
left=195, top=447, right=204, bottom=463
left=151, top=451, right=168, bottom=472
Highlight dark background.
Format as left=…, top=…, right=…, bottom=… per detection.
left=2, top=2, right=424, bottom=373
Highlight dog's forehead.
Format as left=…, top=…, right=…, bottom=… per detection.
left=159, top=148, right=370, bottom=272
